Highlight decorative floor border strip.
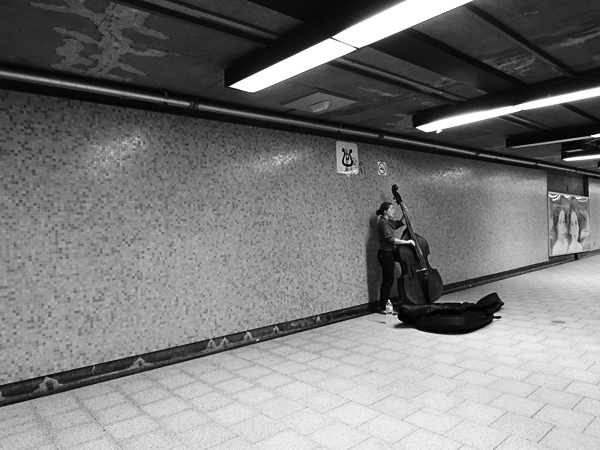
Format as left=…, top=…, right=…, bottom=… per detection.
left=0, top=302, right=377, bottom=407
left=2, top=251, right=596, bottom=407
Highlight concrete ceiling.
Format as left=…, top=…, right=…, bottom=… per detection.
left=2, top=0, right=600, bottom=174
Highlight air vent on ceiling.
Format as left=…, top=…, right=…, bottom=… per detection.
left=281, top=90, right=356, bottom=114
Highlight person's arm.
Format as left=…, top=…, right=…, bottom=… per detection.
left=381, top=220, right=415, bottom=246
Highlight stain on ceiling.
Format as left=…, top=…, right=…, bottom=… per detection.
left=1, top=0, right=600, bottom=174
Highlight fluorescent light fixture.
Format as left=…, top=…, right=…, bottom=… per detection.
left=310, top=100, right=331, bottom=113
left=592, top=133, right=600, bottom=138
left=333, top=0, right=473, bottom=48
left=229, top=39, right=355, bottom=93
left=562, top=150, right=600, bottom=161
left=415, top=106, right=520, bottom=132
left=516, top=86, right=600, bottom=110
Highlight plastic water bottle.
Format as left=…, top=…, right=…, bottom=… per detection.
left=385, top=300, right=394, bottom=324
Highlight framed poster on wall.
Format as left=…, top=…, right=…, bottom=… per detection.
left=548, top=192, right=591, bottom=256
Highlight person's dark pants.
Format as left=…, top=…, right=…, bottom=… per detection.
left=377, top=249, right=396, bottom=310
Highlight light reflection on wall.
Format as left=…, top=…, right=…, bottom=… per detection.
left=250, top=151, right=303, bottom=173
left=83, top=134, right=145, bottom=176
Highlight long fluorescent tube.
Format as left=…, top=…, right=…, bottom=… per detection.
left=516, top=86, right=600, bottom=110
left=230, top=39, right=355, bottom=93
left=228, top=0, right=476, bottom=92
left=562, top=150, right=600, bottom=161
left=418, top=85, right=600, bottom=132
left=592, top=133, right=600, bottom=138
left=333, top=0, right=473, bottom=48
left=415, top=106, right=520, bottom=132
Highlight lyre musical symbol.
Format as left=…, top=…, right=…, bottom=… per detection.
left=341, top=147, right=354, bottom=170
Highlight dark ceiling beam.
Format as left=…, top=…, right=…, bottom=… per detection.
left=506, top=125, right=600, bottom=148
left=371, top=29, right=524, bottom=93
left=330, top=59, right=466, bottom=103
left=562, top=139, right=600, bottom=151
left=462, top=4, right=599, bottom=125
left=463, top=4, right=576, bottom=78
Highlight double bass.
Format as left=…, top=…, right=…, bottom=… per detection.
left=392, top=184, right=443, bottom=304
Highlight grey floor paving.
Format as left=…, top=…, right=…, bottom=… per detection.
left=1, top=255, right=599, bottom=449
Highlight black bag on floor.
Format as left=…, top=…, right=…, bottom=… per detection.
left=415, top=310, right=495, bottom=333
left=396, top=292, right=503, bottom=333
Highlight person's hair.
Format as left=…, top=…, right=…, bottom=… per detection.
left=376, top=202, right=392, bottom=216
left=568, top=204, right=581, bottom=243
left=550, top=206, right=567, bottom=240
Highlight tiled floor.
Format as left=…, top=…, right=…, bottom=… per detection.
left=1, top=255, right=599, bottom=450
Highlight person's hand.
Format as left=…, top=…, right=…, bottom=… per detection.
left=401, top=204, right=408, bottom=212
left=408, top=239, right=415, bottom=246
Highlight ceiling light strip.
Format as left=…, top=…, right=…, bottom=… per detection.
left=230, top=39, right=355, bottom=93
left=227, top=0, right=475, bottom=92
left=416, top=106, right=520, bottom=132
left=562, top=152, right=600, bottom=161
left=416, top=75, right=600, bottom=133
left=333, top=0, right=473, bottom=49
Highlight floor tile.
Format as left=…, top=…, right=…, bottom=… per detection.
left=532, top=404, right=595, bottom=432
left=253, top=429, right=317, bottom=450
left=395, top=429, right=462, bottom=450
left=4, top=256, right=600, bottom=450
left=326, top=401, right=380, bottom=427
left=539, top=426, right=600, bottom=450
left=490, top=412, right=553, bottom=442
left=444, top=420, right=509, bottom=450
left=309, top=422, right=370, bottom=450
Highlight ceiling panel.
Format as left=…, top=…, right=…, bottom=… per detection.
left=0, top=0, right=599, bottom=175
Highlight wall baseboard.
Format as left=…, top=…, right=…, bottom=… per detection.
left=2, top=251, right=597, bottom=407
left=0, top=302, right=378, bottom=407
left=442, top=250, right=599, bottom=294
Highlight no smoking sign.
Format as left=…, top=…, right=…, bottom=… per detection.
left=377, top=162, right=387, bottom=176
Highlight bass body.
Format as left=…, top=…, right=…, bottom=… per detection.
left=392, top=185, right=443, bottom=304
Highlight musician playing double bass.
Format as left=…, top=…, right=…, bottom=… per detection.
left=375, top=202, right=415, bottom=313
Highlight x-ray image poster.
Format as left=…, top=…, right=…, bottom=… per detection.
left=548, top=191, right=591, bottom=257
left=336, top=141, right=358, bottom=174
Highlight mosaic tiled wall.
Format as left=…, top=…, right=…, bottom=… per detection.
left=0, top=89, right=557, bottom=384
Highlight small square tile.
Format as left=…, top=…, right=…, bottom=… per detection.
left=158, top=409, right=210, bottom=433
left=141, top=397, right=189, bottom=418
left=120, top=430, right=182, bottom=450
left=254, top=396, right=305, bottom=420
left=252, top=429, right=317, bottom=450
left=206, top=402, right=256, bottom=427
left=445, top=420, right=509, bottom=450
left=228, top=414, right=286, bottom=444
left=491, top=412, right=553, bottom=442
left=447, top=400, right=504, bottom=426
left=489, top=393, right=544, bottom=417
left=176, top=421, right=237, bottom=449
left=105, top=415, right=160, bottom=441
left=326, top=402, right=380, bottom=427
left=396, top=428, right=462, bottom=450
left=281, top=409, right=334, bottom=435
left=310, top=422, right=370, bottom=450
left=94, top=402, right=141, bottom=426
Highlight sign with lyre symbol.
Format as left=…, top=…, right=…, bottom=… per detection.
left=336, top=141, right=358, bottom=175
